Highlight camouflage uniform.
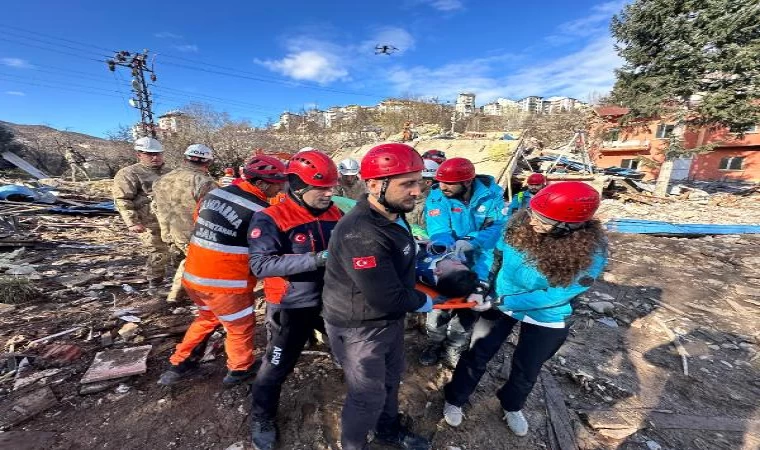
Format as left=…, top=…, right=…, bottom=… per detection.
left=408, top=188, right=431, bottom=233
left=334, top=178, right=367, bottom=201
left=113, top=162, right=170, bottom=282
left=64, top=148, right=90, bottom=182
left=152, top=163, right=218, bottom=302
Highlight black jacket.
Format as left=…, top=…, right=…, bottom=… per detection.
left=322, top=197, right=427, bottom=328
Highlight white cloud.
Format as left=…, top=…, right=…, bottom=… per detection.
left=420, top=0, right=464, bottom=11
left=155, top=31, right=183, bottom=39
left=259, top=50, right=348, bottom=84
left=1, top=58, right=33, bottom=69
left=173, top=44, right=199, bottom=53
left=546, top=0, right=627, bottom=43
left=5, top=91, right=25, bottom=96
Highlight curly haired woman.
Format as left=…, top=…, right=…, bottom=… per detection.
left=440, top=181, right=608, bottom=437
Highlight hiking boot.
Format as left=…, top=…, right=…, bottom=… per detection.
left=503, top=410, right=529, bottom=436
left=418, top=343, right=441, bottom=366
left=157, top=364, right=197, bottom=386
left=374, top=423, right=431, bottom=450
left=443, top=402, right=464, bottom=427
left=250, top=418, right=278, bottom=450
left=223, top=360, right=261, bottom=385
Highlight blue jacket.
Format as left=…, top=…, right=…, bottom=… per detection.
left=506, top=190, right=532, bottom=218
left=425, top=175, right=506, bottom=280
left=494, top=238, right=608, bottom=328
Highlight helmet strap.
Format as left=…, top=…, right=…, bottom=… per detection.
left=377, top=178, right=403, bottom=214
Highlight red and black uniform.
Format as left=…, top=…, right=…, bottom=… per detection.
left=247, top=193, right=342, bottom=421
left=168, top=182, right=270, bottom=372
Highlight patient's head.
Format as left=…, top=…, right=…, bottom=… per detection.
left=434, top=258, right=479, bottom=298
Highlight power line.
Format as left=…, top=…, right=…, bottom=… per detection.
left=0, top=37, right=107, bottom=63
left=0, top=23, right=116, bottom=54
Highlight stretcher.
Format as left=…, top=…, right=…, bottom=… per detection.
left=415, top=283, right=477, bottom=310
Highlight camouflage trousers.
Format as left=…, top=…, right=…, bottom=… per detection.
left=166, top=242, right=188, bottom=303
left=137, top=226, right=170, bottom=282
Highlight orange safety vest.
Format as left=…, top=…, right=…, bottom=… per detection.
left=183, top=183, right=270, bottom=294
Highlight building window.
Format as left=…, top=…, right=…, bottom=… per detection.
left=655, top=124, right=675, bottom=139
left=621, top=159, right=640, bottom=170
left=604, top=128, right=620, bottom=141
left=729, top=124, right=758, bottom=133
left=719, top=157, right=744, bottom=171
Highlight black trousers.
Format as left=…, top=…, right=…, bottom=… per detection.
left=326, top=319, right=405, bottom=450
left=250, top=305, right=325, bottom=420
left=443, top=309, right=569, bottom=412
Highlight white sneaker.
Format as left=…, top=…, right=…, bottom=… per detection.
left=443, top=402, right=464, bottom=427
left=503, top=410, right=528, bottom=436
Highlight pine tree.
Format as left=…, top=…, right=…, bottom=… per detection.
left=610, top=0, right=760, bottom=131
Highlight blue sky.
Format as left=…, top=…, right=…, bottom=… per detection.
left=0, top=0, right=626, bottom=137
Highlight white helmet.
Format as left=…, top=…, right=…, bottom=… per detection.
left=297, top=146, right=316, bottom=153
left=422, top=159, right=439, bottom=179
left=134, top=137, right=163, bottom=153
left=338, top=158, right=360, bottom=176
left=184, top=144, right=213, bottom=161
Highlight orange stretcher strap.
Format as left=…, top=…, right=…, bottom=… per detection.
left=415, top=283, right=477, bottom=310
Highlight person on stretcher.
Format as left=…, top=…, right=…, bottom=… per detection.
left=415, top=242, right=492, bottom=311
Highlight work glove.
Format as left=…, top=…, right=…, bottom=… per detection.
left=467, top=293, right=493, bottom=312
left=453, top=239, right=475, bottom=261
left=415, top=295, right=434, bottom=313
left=313, top=250, right=329, bottom=268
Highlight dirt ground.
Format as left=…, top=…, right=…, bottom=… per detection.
left=1, top=201, right=759, bottom=450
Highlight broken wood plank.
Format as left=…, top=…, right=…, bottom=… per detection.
left=654, top=317, right=689, bottom=376
left=0, top=386, right=57, bottom=429
left=541, top=369, right=578, bottom=450
left=80, top=345, right=152, bottom=384
left=26, top=327, right=82, bottom=346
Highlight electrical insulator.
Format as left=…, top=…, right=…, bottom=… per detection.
left=150, top=74, right=157, bottom=82
left=107, top=61, right=115, bottom=71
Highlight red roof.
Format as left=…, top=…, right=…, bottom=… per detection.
left=594, top=105, right=630, bottom=117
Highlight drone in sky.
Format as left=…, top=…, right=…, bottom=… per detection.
left=375, top=44, right=399, bottom=55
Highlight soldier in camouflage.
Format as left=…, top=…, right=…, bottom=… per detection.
left=152, top=144, right=218, bottom=302
left=112, top=137, right=170, bottom=287
left=64, top=146, right=90, bottom=182
left=407, top=159, right=439, bottom=239
left=335, top=158, right=367, bottom=201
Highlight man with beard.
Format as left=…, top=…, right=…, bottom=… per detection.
left=420, top=157, right=506, bottom=368
left=322, top=143, right=432, bottom=450
left=247, top=150, right=343, bottom=450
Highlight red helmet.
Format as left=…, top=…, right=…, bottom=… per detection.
left=243, top=155, right=286, bottom=183
left=529, top=181, right=600, bottom=223
left=422, top=149, right=446, bottom=164
left=360, top=143, right=424, bottom=180
left=223, top=167, right=235, bottom=176
left=435, top=157, right=475, bottom=183
left=526, top=173, right=547, bottom=185
left=286, top=150, right=338, bottom=187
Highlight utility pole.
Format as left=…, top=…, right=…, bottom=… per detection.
left=107, top=50, right=157, bottom=138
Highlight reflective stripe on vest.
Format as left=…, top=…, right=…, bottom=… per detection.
left=189, top=235, right=248, bottom=255
left=198, top=305, right=212, bottom=311
left=183, top=271, right=248, bottom=289
left=217, top=306, right=254, bottom=322
left=212, top=188, right=266, bottom=213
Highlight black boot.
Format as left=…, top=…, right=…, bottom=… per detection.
left=418, top=343, right=440, bottom=366
left=374, top=416, right=431, bottom=450
left=250, top=417, right=278, bottom=450
left=223, top=360, right=261, bottom=385
left=157, top=361, right=198, bottom=386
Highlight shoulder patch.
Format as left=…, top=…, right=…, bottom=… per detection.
left=352, top=256, right=377, bottom=270
left=250, top=228, right=261, bottom=239
left=428, top=209, right=441, bottom=217
left=451, top=207, right=462, bottom=213
left=293, top=233, right=308, bottom=244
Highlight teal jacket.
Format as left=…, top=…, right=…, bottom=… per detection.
left=507, top=190, right=532, bottom=218
left=425, top=175, right=506, bottom=280
left=494, top=237, right=608, bottom=328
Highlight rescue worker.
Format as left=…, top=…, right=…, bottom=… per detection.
left=322, top=143, right=432, bottom=450
left=506, top=172, right=547, bottom=218
left=442, top=182, right=608, bottom=437
left=407, top=158, right=439, bottom=238
left=402, top=121, right=413, bottom=142
left=113, top=137, right=170, bottom=288
left=420, top=157, right=507, bottom=368
left=157, top=156, right=287, bottom=386
left=335, top=158, right=367, bottom=201
left=152, top=144, right=218, bottom=302
left=64, top=145, right=90, bottom=182
left=247, top=150, right=343, bottom=450
left=219, top=167, right=236, bottom=187
left=421, top=149, right=446, bottom=165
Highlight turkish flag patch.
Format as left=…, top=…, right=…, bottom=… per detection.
left=352, top=256, right=377, bottom=270
left=452, top=207, right=463, bottom=213
left=250, top=228, right=261, bottom=239
left=293, top=233, right=307, bottom=244
left=429, top=209, right=441, bottom=217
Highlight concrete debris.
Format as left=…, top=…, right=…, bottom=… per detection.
left=645, top=440, right=662, bottom=450
left=40, top=343, right=82, bottom=364
left=588, top=301, right=615, bottom=315
left=13, top=368, right=66, bottom=391
left=117, top=323, right=139, bottom=341
left=79, top=377, right=128, bottom=395
left=596, top=317, right=618, bottom=328
left=224, top=442, right=246, bottom=450
left=0, top=386, right=57, bottom=429
left=80, top=345, right=152, bottom=384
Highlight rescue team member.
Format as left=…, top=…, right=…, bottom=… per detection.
left=506, top=172, right=547, bottom=218
left=421, top=149, right=446, bottom=165
left=219, top=167, right=236, bottom=187
left=157, top=156, right=287, bottom=386
left=407, top=159, right=439, bottom=238
left=152, top=144, right=218, bottom=301
left=420, top=157, right=506, bottom=368
left=442, top=182, right=608, bottom=436
left=247, top=150, right=343, bottom=450
left=335, top=158, right=368, bottom=201
left=322, top=143, right=432, bottom=450
left=113, top=137, right=170, bottom=288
